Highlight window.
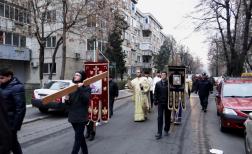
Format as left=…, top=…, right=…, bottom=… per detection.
left=46, top=36, right=56, bottom=48
left=137, top=56, right=140, bottom=63
left=15, top=8, right=19, bottom=21
left=87, top=39, right=95, bottom=50
left=0, top=3, right=4, bottom=17
left=10, top=6, right=14, bottom=19
left=20, top=36, right=26, bottom=47
left=5, top=5, right=9, bottom=18
left=5, top=32, right=12, bottom=45
left=0, top=31, right=3, bottom=44
left=87, top=15, right=96, bottom=27
left=19, top=10, right=23, bottom=23
left=43, top=63, right=56, bottom=74
left=46, top=10, right=56, bottom=22
left=13, top=33, right=19, bottom=46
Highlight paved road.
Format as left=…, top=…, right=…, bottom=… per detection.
left=19, top=93, right=245, bottom=154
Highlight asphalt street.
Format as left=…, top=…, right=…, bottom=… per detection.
left=19, top=93, right=245, bottom=154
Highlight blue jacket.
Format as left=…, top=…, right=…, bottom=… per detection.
left=0, top=77, right=26, bottom=131
left=196, top=79, right=213, bottom=97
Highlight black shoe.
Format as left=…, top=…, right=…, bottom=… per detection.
left=164, top=131, right=169, bottom=136
left=204, top=109, right=207, bottom=112
left=155, top=134, right=162, bottom=140
left=89, top=135, right=95, bottom=141
left=85, top=133, right=90, bottom=139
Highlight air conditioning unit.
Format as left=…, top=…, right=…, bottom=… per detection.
left=75, top=53, right=80, bottom=60
left=31, top=62, right=38, bottom=68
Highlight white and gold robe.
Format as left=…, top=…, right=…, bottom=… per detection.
left=128, top=77, right=150, bottom=121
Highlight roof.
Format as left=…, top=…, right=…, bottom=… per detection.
left=143, top=13, right=163, bottom=29
left=224, top=78, right=252, bottom=84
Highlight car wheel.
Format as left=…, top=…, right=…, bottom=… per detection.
left=39, top=108, right=49, bottom=113
left=219, top=117, right=226, bottom=132
left=216, top=111, right=220, bottom=116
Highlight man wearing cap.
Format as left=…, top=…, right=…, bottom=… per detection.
left=195, top=73, right=213, bottom=112
left=66, top=70, right=91, bottom=154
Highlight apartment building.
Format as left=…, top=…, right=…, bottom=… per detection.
left=26, top=1, right=109, bottom=85
left=0, top=0, right=31, bottom=84
left=0, top=0, right=166, bottom=86
left=120, top=0, right=165, bottom=76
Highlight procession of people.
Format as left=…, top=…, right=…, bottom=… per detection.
left=0, top=66, right=213, bottom=154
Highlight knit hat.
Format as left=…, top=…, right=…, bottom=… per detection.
left=73, top=70, right=86, bottom=83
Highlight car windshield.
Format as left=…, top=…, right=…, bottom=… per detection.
left=44, top=81, right=70, bottom=90
left=223, top=83, right=252, bottom=97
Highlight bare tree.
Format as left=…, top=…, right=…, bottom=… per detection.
left=194, top=0, right=252, bottom=76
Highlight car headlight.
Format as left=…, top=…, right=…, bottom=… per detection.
left=223, top=108, right=237, bottom=116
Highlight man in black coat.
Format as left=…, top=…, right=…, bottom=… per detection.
left=109, top=75, right=118, bottom=118
left=196, top=73, right=213, bottom=112
left=154, top=71, right=171, bottom=140
left=0, top=68, right=26, bottom=154
left=66, top=70, right=91, bottom=154
left=0, top=89, right=12, bottom=154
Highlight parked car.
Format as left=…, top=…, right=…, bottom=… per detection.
left=31, top=80, right=74, bottom=113
left=245, top=112, right=252, bottom=154
left=216, top=78, right=252, bottom=131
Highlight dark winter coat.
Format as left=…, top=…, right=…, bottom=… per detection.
left=109, top=80, right=118, bottom=100
left=0, top=77, right=26, bottom=131
left=0, top=90, right=12, bottom=154
left=67, top=86, right=91, bottom=123
left=154, top=79, right=169, bottom=105
left=196, top=79, right=213, bottom=97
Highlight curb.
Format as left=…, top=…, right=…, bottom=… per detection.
left=23, top=90, right=132, bottom=124
left=23, top=115, right=50, bottom=124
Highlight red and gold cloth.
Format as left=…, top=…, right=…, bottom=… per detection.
left=84, top=62, right=109, bottom=122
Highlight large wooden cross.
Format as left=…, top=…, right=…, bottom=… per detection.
left=41, top=71, right=108, bottom=104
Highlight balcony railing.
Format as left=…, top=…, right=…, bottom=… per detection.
left=0, top=45, right=31, bottom=61
left=140, top=43, right=154, bottom=52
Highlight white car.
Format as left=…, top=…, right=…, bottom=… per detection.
left=31, top=80, right=74, bottom=113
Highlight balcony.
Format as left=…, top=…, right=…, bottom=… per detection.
left=142, top=24, right=152, bottom=31
left=142, top=63, right=152, bottom=68
left=142, top=37, right=151, bottom=43
left=0, top=45, right=31, bottom=61
left=140, top=43, right=153, bottom=52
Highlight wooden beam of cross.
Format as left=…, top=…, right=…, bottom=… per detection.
left=41, top=71, right=108, bottom=105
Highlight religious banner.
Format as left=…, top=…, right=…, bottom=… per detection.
left=84, top=62, right=109, bottom=122
left=168, top=66, right=186, bottom=124
left=168, top=66, right=186, bottom=111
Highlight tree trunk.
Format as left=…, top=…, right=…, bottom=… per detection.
left=60, top=0, right=67, bottom=80
left=49, top=37, right=63, bottom=80
left=39, top=45, right=45, bottom=86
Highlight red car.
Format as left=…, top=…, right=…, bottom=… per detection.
left=216, top=78, right=252, bottom=131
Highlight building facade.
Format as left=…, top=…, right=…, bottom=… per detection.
left=0, top=0, right=167, bottom=86
left=0, top=0, right=31, bottom=85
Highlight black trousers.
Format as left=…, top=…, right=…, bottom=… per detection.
left=71, top=123, right=88, bottom=154
left=109, top=98, right=115, bottom=118
left=199, top=95, right=209, bottom=109
left=157, top=104, right=171, bottom=135
left=10, top=130, right=22, bottom=154
left=150, top=91, right=153, bottom=108
left=86, top=121, right=96, bottom=137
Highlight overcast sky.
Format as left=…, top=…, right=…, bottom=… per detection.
left=137, top=0, right=209, bottom=71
